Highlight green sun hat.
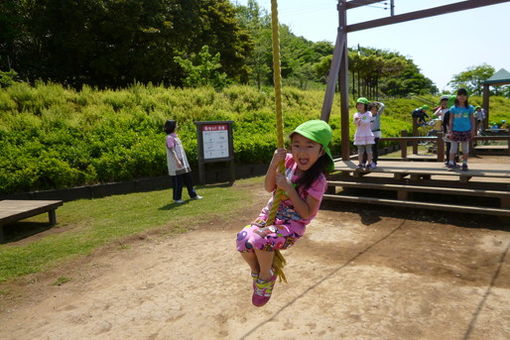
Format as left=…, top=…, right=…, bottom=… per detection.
left=448, top=95, right=456, bottom=107
left=356, top=97, right=369, bottom=104
left=292, top=120, right=334, bottom=171
left=421, top=105, right=430, bottom=110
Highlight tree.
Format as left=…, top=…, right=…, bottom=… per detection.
left=347, top=47, right=435, bottom=98
left=174, top=45, right=229, bottom=89
left=3, top=0, right=252, bottom=88
left=448, top=64, right=495, bottom=96
left=0, top=0, right=27, bottom=71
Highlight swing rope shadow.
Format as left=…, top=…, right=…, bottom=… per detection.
left=463, top=240, right=510, bottom=340
left=239, top=219, right=407, bottom=340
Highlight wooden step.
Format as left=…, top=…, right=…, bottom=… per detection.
left=333, top=160, right=510, bottom=178
left=328, top=181, right=510, bottom=198
left=323, top=194, right=510, bottom=216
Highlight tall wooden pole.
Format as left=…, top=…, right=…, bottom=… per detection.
left=339, top=0, right=350, bottom=160
left=483, top=84, right=490, bottom=129
left=320, top=31, right=345, bottom=122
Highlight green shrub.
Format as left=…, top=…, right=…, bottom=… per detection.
left=1, top=82, right=509, bottom=195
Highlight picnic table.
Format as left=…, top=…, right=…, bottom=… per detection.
left=0, top=200, right=63, bottom=243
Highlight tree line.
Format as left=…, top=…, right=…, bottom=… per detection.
left=2, top=0, right=507, bottom=97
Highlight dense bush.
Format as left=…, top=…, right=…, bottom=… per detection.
left=1, top=82, right=509, bottom=195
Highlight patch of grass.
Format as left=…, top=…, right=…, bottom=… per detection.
left=0, top=177, right=263, bottom=283
left=52, top=276, right=72, bottom=286
left=117, top=243, right=130, bottom=250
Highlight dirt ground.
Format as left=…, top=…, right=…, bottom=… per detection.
left=1, top=180, right=510, bottom=339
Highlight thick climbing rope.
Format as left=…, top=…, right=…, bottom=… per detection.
left=267, top=0, right=287, bottom=283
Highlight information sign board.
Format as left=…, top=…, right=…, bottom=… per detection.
left=194, top=121, right=235, bottom=184
left=201, top=123, right=230, bottom=160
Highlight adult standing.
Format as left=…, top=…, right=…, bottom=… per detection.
left=165, top=120, right=203, bottom=204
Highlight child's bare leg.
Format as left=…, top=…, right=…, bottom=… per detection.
left=241, top=252, right=260, bottom=273
left=254, top=248, right=275, bottom=281
left=462, top=141, right=469, bottom=162
left=366, top=152, right=373, bottom=165
left=358, top=150, right=364, bottom=164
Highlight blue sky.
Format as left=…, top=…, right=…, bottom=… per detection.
left=232, top=0, right=510, bottom=92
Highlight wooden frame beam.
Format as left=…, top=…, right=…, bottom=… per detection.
left=347, top=0, right=510, bottom=32
left=346, top=0, right=385, bottom=10
left=320, top=31, right=345, bottom=121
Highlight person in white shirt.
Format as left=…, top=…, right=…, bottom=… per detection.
left=474, top=106, right=486, bottom=135
left=165, top=120, right=203, bottom=204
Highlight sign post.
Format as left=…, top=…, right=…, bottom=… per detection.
left=194, top=121, right=235, bottom=185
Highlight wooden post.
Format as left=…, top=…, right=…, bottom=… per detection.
left=507, top=135, right=510, bottom=156
left=397, top=191, right=409, bottom=200
left=412, top=117, right=418, bottom=154
left=501, top=197, right=510, bottom=209
left=483, top=84, right=490, bottom=130
left=437, top=132, right=445, bottom=162
left=48, top=210, right=57, bottom=225
left=400, top=130, right=408, bottom=159
left=321, top=30, right=345, bottom=122
left=338, top=0, right=350, bottom=161
left=229, top=159, right=236, bottom=185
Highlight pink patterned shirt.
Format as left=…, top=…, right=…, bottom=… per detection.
left=258, top=154, right=327, bottom=236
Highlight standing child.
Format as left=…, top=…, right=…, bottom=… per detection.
left=447, top=88, right=475, bottom=171
left=437, top=95, right=453, bottom=165
left=368, top=101, right=385, bottom=168
left=164, top=120, right=202, bottom=203
left=434, top=95, right=450, bottom=121
left=354, top=97, right=375, bottom=171
left=236, top=120, right=333, bottom=307
left=474, top=106, right=486, bottom=135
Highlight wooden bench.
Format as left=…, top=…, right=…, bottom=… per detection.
left=0, top=200, right=63, bottom=243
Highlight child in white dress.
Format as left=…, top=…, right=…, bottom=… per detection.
left=353, top=97, right=375, bottom=171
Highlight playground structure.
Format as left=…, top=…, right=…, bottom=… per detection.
left=319, top=0, right=510, bottom=215
left=482, top=68, right=510, bottom=128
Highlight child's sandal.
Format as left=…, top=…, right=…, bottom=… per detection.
left=251, top=272, right=259, bottom=289
left=252, top=273, right=277, bottom=307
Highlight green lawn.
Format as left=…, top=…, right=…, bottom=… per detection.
left=0, top=177, right=262, bottom=283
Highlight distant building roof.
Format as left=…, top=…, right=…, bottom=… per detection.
left=483, top=68, right=510, bottom=86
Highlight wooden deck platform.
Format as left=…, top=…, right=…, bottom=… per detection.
left=0, top=200, right=63, bottom=243
left=326, top=159, right=510, bottom=216
left=334, top=160, right=510, bottom=180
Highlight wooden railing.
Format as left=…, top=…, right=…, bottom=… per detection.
left=379, top=131, right=510, bottom=161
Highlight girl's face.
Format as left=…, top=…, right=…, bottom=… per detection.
left=291, top=133, right=324, bottom=171
left=356, top=103, right=365, bottom=112
left=457, top=93, right=467, bottom=105
left=370, top=106, right=378, bottom=115
left=440, top=99, right=448, bottom=108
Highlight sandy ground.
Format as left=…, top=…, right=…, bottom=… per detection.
left=1, top=183, right=510, bottom=339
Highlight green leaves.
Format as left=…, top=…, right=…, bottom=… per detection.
left=448, top=64, right=495, bottom=96
left=174, top=46, right=230, bottom=89
left=3, top=0, right=251, bottom=88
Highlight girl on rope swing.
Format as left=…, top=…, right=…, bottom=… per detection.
left=235, top=120, right=334, bottom=307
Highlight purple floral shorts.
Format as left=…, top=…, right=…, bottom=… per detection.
left=450, top=130, right=472, bottom=142
left=236, top=219, right=301, bottom=252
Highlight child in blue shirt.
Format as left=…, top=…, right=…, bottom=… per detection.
left=447, top=88, right=475, bottom=171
